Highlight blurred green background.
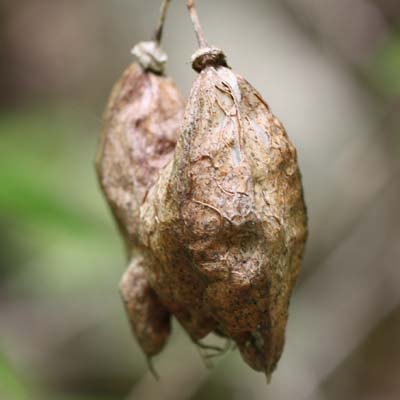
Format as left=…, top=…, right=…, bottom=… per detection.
left=1, top=1, right=400, bottom=399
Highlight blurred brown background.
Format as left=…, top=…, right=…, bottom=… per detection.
left=0, top=1, right=399, bottom=399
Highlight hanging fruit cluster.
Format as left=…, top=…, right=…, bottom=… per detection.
left=96, top=0, right=308, bottom=379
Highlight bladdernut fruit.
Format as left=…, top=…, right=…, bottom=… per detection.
left=96, top=42, right=184, bottom=252
left=96, top=0, right=184, bottom=361
left=138, top=0, right=308, bottom=377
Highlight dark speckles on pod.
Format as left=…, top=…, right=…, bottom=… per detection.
left=139, top=38, right=307, bottom=376
left=98, top=0, right=307, bottom=380
left=96, top=0, right=185, bottom=365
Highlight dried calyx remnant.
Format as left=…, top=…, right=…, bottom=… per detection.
left=97, top=0, right=307, bottom=379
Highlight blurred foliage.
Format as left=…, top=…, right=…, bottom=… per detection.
left=0, top=350, right=30, bottom=400
left=371, top=30, right=400, bottom=97
left=0, top=109, right=124, bottom=297
left=0, top=109, right=131, bottom=399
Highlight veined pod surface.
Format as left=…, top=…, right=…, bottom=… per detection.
left=139, top=46, right=308, bottom=375
left=120, top=255, right=171, bottom=357
left=96, top=38, right=184, bottom=359
left=96, top=41, right=185, bottom=251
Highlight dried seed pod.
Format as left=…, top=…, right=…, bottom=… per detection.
left=120, top=256, right=171, bottom=357
left=96, top=42, right=185, bottom=251
left=96, top=0, right=184, bottom=360
left=138, top=1, right=307, bottom=376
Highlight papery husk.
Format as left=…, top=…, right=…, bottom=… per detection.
left=96, top=45, right=185, bottom=357
left=96, top=58, right=185, bottom=251
left=139, top=49, right=307, bottom=375
left=120, top=256, right=171, bottom=356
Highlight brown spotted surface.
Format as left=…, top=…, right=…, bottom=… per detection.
left=120, top=256, right=171, bottom=356
left=139, top=63, right=308, bottom=375
left=96, top=62, right=185, bottom=252
left=97, top=51, right=307, bottom=376
left=96, top=61, right=184, bottom=358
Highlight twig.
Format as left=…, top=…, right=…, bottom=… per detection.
left=153, top=0, right=172, bottom=44
left=187, top=0, right=209, bottom=48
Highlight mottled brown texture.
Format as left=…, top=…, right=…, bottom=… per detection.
left=120, top=256, right=171, bottom=356
left=96, top=61, right=185, bottom=251
left=96, top=38, right=307, bottom=376
left=139, top=51, right=308, bottom=375
left=96, top=52, right=185, bottom=358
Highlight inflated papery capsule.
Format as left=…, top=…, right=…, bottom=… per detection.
left=120, top=256, right=171, bottom=357
left=139, top=4, right=307, bottom=375
left=96, top=0, right=185, bottom=362
left=96, top=39, right=184, bottom=359
left=96, top=41, right=185, bottom=251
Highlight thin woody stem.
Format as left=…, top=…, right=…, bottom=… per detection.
left=187, top=0, right=209, bottom=48
left=153, top=0, right=171, bottom=44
